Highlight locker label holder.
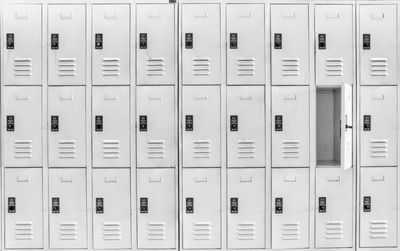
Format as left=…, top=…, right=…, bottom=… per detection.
left=51, top=33, right=59, bottom=50
left=275, top=197, right=283, bottom=214
left=363, top=115, right=371, bottom=131
left=185, top=115, right=193, bottom=131
left=6, top=33, right=14, bottom=49
left=230, top=33, right=238, bottom=49
left=230, top=115, right=238, bottom=131
left=52, top=197, right=60, bottom=213
left=186, top=197, right=194, bottom=213
left=95, top=33, right=103, bottom=49
left=8, top=197, right=16, bottom=213
left=140, top=197, right=148, bottom=213
left=230, top=197, right=238, bottom=213
left=96, top=198, right=104, bottom=214
left=140, top=33, right=147, bottom=49
left=95, top=116, right=103, bottom=132
left=51, top=115, right=59, bottom=132
left=274, top=33, right=282, bottom=49
left=363, top=34, right=370, bottom=50
left=318, top=34, right=326, bottom=50
left=6, top=115, right=14, bottom=132
left=139, top=115, right=147, bottom=131
left=275, top=115, right=283, bottom=131
left=185, top=33, right=193, bottom=49
left=318, top=197, right=326, bottom=213
left=363, top=196, right=371, bottom=212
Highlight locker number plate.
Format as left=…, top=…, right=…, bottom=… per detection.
left=275, top=115, right=283, bottom=131
left=95, top=116, right=103, bottom=132
left=274, top=33, right=282, bottom=49
left=139, top=115, right=147, bottom=131
left=185, top=115, right=193, bottom=131
left=186, top=197, right=194, bottom=213
left=140, top=197, right=148, bottom=213
left=230, top=197, right=238, bottom=214
left=318, top=34, right=326, bottom=50
left=363, top=196, right=371, bottom=212
left=363, top=34, right=370, bottom=50
left=8, top=197, right=16, bottom=213
left=52, top=197, right=60, bottom=213
left=230, top=33, right=238, bottom=49
left=275, top=197, right=283, bottom=214
left=51, top=116, right=59, bottom=132
left=6, top=33, right=14, bottom=49
left=140, top=33, right=147, bottom=49
left=185, top=33, right=193, bottom=49
left=96, top=198, right=104, bottom=214
left=6, top=115, right=14, bottom=132
left=230, top=115, right=238, bottom=131
left=363, top=115, right=371, bottom=131
left=51, top=33, right=59, bottom=50
left=318, top=197, right=326, bottom=213
left=95, top=33, right=103, bottom=49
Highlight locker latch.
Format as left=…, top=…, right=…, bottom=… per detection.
left=95, top=33, right=103, bottom=49
left=186, top=197, right=194, bottom=213
left=51, top=116, right=59, bottom=132
left=363, top=115, right=371, bottom=131
left=139, top=33, right=147, bottom=49
left=230, top=198, right=238, bottom=214
left=140, top=197, right=148, bottom=213
left=363, top=196, right=371, bottom=212
left=95, top=116, right=103, bottom=132
left=52, top=197, right=60, bottom=213
left=185, top=33, right=193, bottom=49
left=275, top=197, right=283, bottom=214
left=275, top=115, right=283, bottom=131
left=318, top=197, right=326, bottom=213
left=230, top=115, right=238, bottom=131
left=363, top=34, right=370, bottom=50
left=96, top=198, right=104, bottom=214
left=6, top=115, right=14, bottom=132
left=8, top=197, right=16, bottom=213
left=139, top=115, right=147, bottom=131
left=6, top=33, right=14, bottom=49
left=230, top=33, right=238, bottom=49
left=318, top=34, right=326, bottom=50
left=185, top=115, right=193, bottom=131
left=274, top=33, right=282, bottom=49
left=51, top=33, right=59, bottom=50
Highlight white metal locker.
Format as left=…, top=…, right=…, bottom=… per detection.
left=93, top=168, right=131, bottom=249
left=226, top=4, right=265, bottom=85
left=137, top=168, right=176, bottom=249
left=137, top=86, right=175, bottom=168
left=3, top=86, right=42, bottom=167
left=271, top=4, right=309, bottom=85
left=227, top=168, right=265, bottom=249
left=5, top=168, right=43, bottom=249
left=137, top=4, right=175, bottom=85
left=182, top=86, right=220, bottom=167
left=360, top=86, right=397, bottom=167
left=49, top=168, right=87, bottom=249
left=315, top=5, right=354, bottom=85
left=48, top=86, right=86, bottom=167
left=341, top=84, right=353, bottom=170
left=272, top=168, right=309, bottom=249
left=48, top=4, right=86, bottom=85
left=182, top=168, right=221, bottom=249
left=3, top=4, right=42, bottom=85
left=227, top=86, right=265, bottom=167
left=272, top=86, right=309, bottom=167
left=359, top=5, right=397, bottom=85
left=360, top=167, right=397, bottom=247
left=92, top=86, right=130, bottom=168
left=182, top=4, right=221, bottom=85
left=92, top=4, right=130, bottom=85
left=315, top=168, right=353, bottom=248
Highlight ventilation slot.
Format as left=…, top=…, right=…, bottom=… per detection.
left=147, top=222, right=166, bottom=240
left=147, top=57, right=165, bottom=76
left=281, top=58, right=300, bottom=76
left=192, top=140, right=211, bottom=159
left=102, top=58, right=120, bottom=76
left=15, top=221, right=33, bottom=240
left=237, top=222, right=256, bottom=240
left=237, top=140, right=255, bottom=159
left=102, top=140, right=120, bottom=159
left=193, top=58, right=211, bottom=76
left=14, top=58, right=32, bottom=76
left=282, top=140, right=300, bottom=159
left=58, top=58, right=76, bottom=77
left=14, top=140, right=33, bottom=159
left=324, top=221, right=344, bottom=240
left=193, top=222, right=211, bottom=240
left=237, top=58, right=255, bottom=76
left=281, top=222, right=300, bottom=240
left=370, top=139, right=388, bottom=158
left=58, top=140, right=77, bottom=159
left=369, top=220, right=388, bottom=239
left=325, top=58, right=343, bottom=76
left=103, top=222, right=122, bottom=240
left=59, top=222, right=78, bottom=240
left=147, top=140, right=165, bottom=159
left=370, top=58, right=388, bottom=76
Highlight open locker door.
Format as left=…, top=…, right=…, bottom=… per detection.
left=341, top=83, right=353, bottom=170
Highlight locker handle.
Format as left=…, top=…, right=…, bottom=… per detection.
left=59, top=12, right=73, bottom=20
left=103, top=94, right=118, bottom=100
left=194, top=12, right=208, bottom=18
left=284, top=94, right=296, bottom=100
left=238, top=12, right=252, bottom=18
left=16, top=176, right=31, bottom=182
left=239, top=95, right=252, bottom=100
left=283, top=176, right=297, bottom=182
left=371, top=94, right=385, bottom=100
left=104, top=177, right=118, bottom=183
left=327, top=176, right=341, bottom=182
left=60, top=177, right=74, bottom=183
left=60, top=94, right=74, bottom=101
left=240, top=176, right=253, bottom=182
left=194, top=177, right=208, bottom=182
left=15, top=94, right=29, bottom=101
left=371, top=13, right=384, bottom=20
left=371, top=176, right=385, bottom=182
left=194, top=94, right=208, bottom=100
left=148, top=94, right=162, bottom=100
left=148, top=12, right=162, bottom=18
left=281, top=12, right=295, bottom=18
left=326, top=12, right=340, bottom=19
left=104, top=12, right=117, bottom=19
left=15, top=12, right=29, bottom=19
left=149, top=177, right=162, bottom=183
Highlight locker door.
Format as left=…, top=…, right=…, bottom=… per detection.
left=315, top=168, right=353, bottom=248
left=93, top=169, right=131, bottom=249
left=227, top=86, right=265, bottom=167
left=92, top=86, right=130, bottom=168
left=272, top=86, right=309, bottom=167
left=48, top=4, right=86, bottom=85
left=182, top=4, right=221, bottom=85
left=227, top=168, right=265, bottom=249
left=3, top=4, right=42, bottom=85
left=182, top=86, right=220, bottom=167
left=360, top=86, right=397, bottom=167
left=226, top=4, right=265, bottom=85
left=92, top=4, right=130, bottom=85
left=341, top=83, right=353, bottom=170
left=271, top=5, right=309, bottom=85
left=360, top=167, right=397, bottom=247
left=182, top=168, right=221, bottom=249
left=49, top=168, right=87, bottom=249
left=137, top=168, right=176, bottom=249
left=315, top=5, right=354, bottom=85
left=359, top=5, right=397, bottom=85
left=272, top=168, right=309, bottom=249
left=137, top=4, right=175, bottom=85
left=48, top=86, right=86, bottom=167
left=137, top=86, right=175, bottom=168
left=3, top=86, right=42, bottom=167
left=5, top=168, right=43, bottom=249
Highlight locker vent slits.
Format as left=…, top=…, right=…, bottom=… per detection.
left=192, top=222, right=211, bottom=240
left=102, top=58, right=121, bottom=76
left=281, top=222, right=300, bottom=240
left=237, top=58, right=255, bottom=76
left=237, top=140, right=256, bottom=159
left=102, top=140, right=121, bottom=159
left=58, top=140, right=77, bottom=159
left=325, top=58, right=343, bottom=76
left=103, top=222, right=122, bottom=240
left=324, top=221, right=344, bottom=239
left=192, top=140, right=211, bottom=159
left=15, top=221, right=34, bottom=240
left=281, top=58, right=300, bottom=76
left=193, top=57, right=211, bottom=76
left=147, top=140, right=165, bottom=159
left=147, top=57, right=165, bottom=76
left=14, top=140, right=33, bottom=159
left=237, top=222, right=256, bottom=240
left=370, top=58, right=388, bottom=76
left=147, top=222, right=166, bottom=240
left=282, top=140, right=300, bottom=158
left=14, top=58, right=32, bottom=76
left=370, top=139, right=388, bottom=158
left=58, top=58, right=76, bottom=77
left=369, top=220, right=388, bottom=239
left=58, top=222, right=78, bottom=240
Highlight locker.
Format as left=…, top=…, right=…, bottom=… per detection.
left=271, top=4, right=309, bottom=85
left=360, top=167, right=397, bottom=247
left=92, top=86, right=130, bottom=168
left=359, top=5, right=397, bottom=85
left=315, top=5, right=354, bottom=85
left=3, top=4, right=42, bottom=85
left=3, top=86, right=42, bottom=167
left=137, top=86, right=175, bottom=168
left=272, top=86, right=309, bottom=167
left=48, top=86, right=86, bottom=167
left=137, top=168, right=176, bottom=249
left=49, top=168, right=87, bottom=249
left=182, top=86, right=221, bottom=167
left=137, top=4, right=176, bottom=85
left=93, top=168, right=131, bottom=249
left=92, top=4, right=130, bottom=85
left=5, top=168, right=43, bottom=249
left=226, top=4, right=265, bottom=85
left=182, top=4, right=221, bottom=85
left=227, top=168, right=265, bottom=249
left=272, top=168, right=309, bottom=249
left=227, top=86, right=265, bottom=167
left=315, top=168, right=353, bottom=248
left=182, top=168, right=221, bottom=249
left=48, top=4, right=86, bottom=85
left=360, top=86, right=397, bottom=167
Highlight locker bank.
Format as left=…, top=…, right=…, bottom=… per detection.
left=0, top=0, right=397, bottom=251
